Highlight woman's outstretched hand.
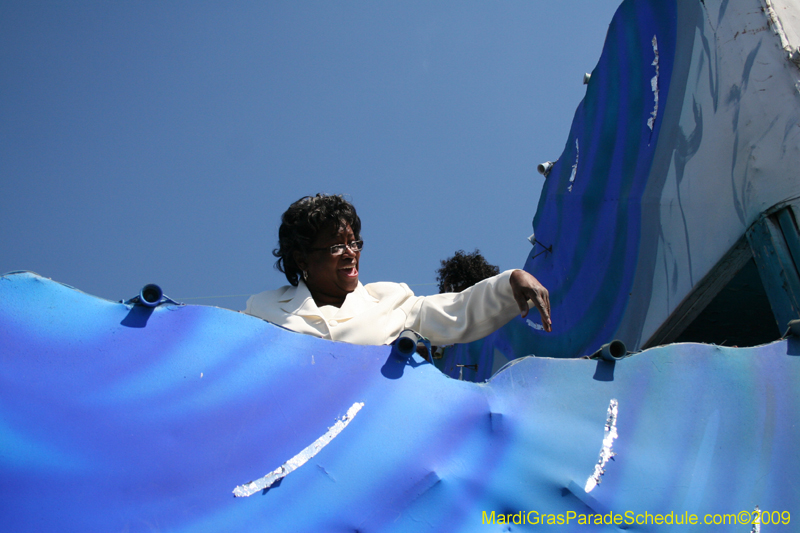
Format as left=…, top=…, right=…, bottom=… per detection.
left=509, top=269, right=552, bottom=332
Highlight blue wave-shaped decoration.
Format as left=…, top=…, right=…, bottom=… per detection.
left=2, top=271, right=799, bottom=531
left=438, top=0, right=680, bottom=373
left=521, top=0, right=677, bottom=359
left=441, top=0, right=800, bottom=374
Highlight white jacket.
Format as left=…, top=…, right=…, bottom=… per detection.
left=245, top=270, right=519, bottom=345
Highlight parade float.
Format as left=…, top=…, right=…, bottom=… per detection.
left=3, top=0, right=800, bottom=530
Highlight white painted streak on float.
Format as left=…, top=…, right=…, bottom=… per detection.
left=751, top=505, right=761, bottom=533
left=647, top=35, right=660, bottom=131
left=233, top=402, right=364, bottom=497
left=568, top=139, right=579, bottom=192
left=526, top=319, right=545, bottom=331
left=584, top=399, right=618, bottom=493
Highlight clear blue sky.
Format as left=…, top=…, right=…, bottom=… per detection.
left=1, top=1, right=620, bottom=309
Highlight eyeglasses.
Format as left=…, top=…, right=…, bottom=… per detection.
left=310, top=240, right=364, bottom=256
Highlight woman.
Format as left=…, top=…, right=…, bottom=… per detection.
left=245, top=194, right=551, bottom=345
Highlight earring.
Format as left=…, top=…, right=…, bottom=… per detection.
left=302, top=270, right=308, bottom=281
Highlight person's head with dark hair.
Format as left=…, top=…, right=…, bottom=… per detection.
left=436, top=249, right=500, bottom=293
left=273, top=194, right=363, bottom=306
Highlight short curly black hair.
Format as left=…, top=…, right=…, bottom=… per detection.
left=273, top=194, right=362, bottom=286
left=436, top=249, right=499, bottom=293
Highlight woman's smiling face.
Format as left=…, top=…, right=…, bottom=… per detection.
left=295, top=223, right=360, bottom=307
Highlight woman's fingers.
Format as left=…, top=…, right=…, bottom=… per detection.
left=513, top=289, right=531, bottom=318
left=510, top=270, right=552, bottom=332
left=533, top=290, right=552, bottom=332
left=523, top=284, right=551, bottom=331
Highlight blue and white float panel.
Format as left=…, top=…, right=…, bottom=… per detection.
left=1, top=271, right=798, bottom=531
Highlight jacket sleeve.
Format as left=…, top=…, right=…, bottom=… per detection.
left=405, top=270, right=519, bottom=346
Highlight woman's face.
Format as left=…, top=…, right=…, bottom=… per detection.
left=295, top=223, right=360, bottom=307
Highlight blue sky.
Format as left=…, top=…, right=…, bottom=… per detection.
left=1, top=1, right=620, bottom=309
